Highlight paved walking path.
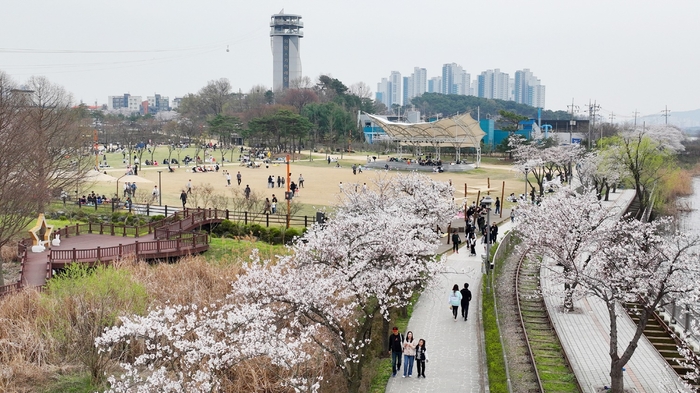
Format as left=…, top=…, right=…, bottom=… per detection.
left=541, top=189, right=688, bottom=392
left=386, top=212, right=513, bottom=393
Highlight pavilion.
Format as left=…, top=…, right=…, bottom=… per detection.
left=365, top=113, right=486, bottom=167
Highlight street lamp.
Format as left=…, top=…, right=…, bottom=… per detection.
left=157, top=170, right=162, bottom=206
left=481, top=195, right=493, bottom=274
left=523, top=166, right=529, bottom=200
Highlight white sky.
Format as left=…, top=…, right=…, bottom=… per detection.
left=2, top=0, right=698, bottom=122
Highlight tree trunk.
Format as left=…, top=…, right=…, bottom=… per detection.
left=610, top=361, right=625, bottom=392
left=0, top=259, right=4, bottom=286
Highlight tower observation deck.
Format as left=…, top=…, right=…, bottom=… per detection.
left=270, top=11, right=303, bottom=91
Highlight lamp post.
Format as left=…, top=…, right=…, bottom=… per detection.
left=481, top=195, right=493, bottom=274
left=523, top=166, right=529, bottom=200
left=286, top=154, right=291, bottom=229
left=157, top=170, right=162, bottom=206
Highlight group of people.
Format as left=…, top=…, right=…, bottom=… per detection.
left=388, top=327, right=428, bottom=378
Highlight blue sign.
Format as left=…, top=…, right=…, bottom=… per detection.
left=571, top=138, right=582, bottom=144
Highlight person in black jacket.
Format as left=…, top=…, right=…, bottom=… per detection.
left=415, top=339, right=428, bottom=378
left=451, top=230, right=460, bottom=253
left=387, top=326, right=404, bottom=377
left=461, top=283, right=472, bottom=321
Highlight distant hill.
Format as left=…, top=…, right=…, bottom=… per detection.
left=410, top=93, right=571, bottom=122
left=639, top=109, right=700, bottom=129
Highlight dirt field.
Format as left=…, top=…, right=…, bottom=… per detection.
left=84, top=151, right=526, bottom=211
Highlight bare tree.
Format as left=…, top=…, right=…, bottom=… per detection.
left=20, top=76, right=91, bottom=212
left=0, top=72, right=41, bottom=285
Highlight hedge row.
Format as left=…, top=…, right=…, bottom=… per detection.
left=211, top=220, right=304, bottom=245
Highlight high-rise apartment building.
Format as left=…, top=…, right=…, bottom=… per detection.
left=477, top=69, right=510, bottom=100
left=270, top=11, right=303, bottom=91
left=441, top=63, right=470, bottom=96
left=514, top=69, right=545, bottom=108
left=428, top=76, right=442, bottom=93
left=389, top=71, right=402, bottom=108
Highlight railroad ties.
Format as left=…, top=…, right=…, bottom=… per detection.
left=516, top=254, right=581, bottom=393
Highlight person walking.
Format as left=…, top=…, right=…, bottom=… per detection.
left=298, top=174, right=304, bottom=188
left=180, top=190, right=187, bottom=208
left=263, top=198, right=271, bottom=214
left=387, top=327, right=404, bottom=377
left=460, top=283, right=472, bottom=321
left=469, top=233, right=477, bottom=256
left=226, top=172, right=232, bottom=187
left=151, top=186, right=159, bottom=202
left=402, top=331, right=416, bottom=378
left=491, top=223, right=499, bottom=243
left=277, top=176, right=282, bottom=188
left=451, top=230, right=461, bottom=253
left=510, top=207, right=516, bottom=223
left=495, top=197, right=501, bottom=214
left=187, top=179, right=192, bottom=194
left=244, top=185, right=251, bottom=199
left=449, top=284, right=463, bottom=321
left=415, top=339, right=428, bottom=378
left=236, top=171, right=242, bottom=186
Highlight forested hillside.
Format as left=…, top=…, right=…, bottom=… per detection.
left=410, top=93, right=571, bottom=121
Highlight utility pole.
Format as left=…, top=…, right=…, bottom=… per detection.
left=587, top=100, right=601, bottom=149
left=567, top=98, right=579, bottom=144
left=632, top=109, right=640, bottom=128
left=662, top=105, right=671, bottom=125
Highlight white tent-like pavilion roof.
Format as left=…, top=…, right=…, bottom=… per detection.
left=366, top=113, right=486, bottom=147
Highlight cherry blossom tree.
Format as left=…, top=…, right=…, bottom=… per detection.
left=96, top=173, right=456, bottom=392
left=575, top=151, right=625, bottom=201
left=517, top=189, right=700, bottom=393
left=236, top=172, right=456, bottom=391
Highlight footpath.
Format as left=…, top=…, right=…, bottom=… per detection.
left=540, top=189, right=688, bottom=392
left=386, top=210, right=513, bottom=393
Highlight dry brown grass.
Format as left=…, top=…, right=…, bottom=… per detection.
left=119, top=255, right=242, bottom=307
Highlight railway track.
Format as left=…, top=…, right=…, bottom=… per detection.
left=515, top=252, right=580, bottom=393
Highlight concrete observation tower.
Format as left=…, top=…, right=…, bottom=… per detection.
left=270, top=10, right=303, bottom=91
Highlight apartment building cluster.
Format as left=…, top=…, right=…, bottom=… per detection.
left=376, top=65, right=545, bottom=109
left=106, top=93, right=180, bottom=114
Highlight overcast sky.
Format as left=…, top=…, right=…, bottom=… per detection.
left=2, top=0, right=698, bottom=122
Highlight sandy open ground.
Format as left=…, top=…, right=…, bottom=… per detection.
left=84, top=151, right=526, bottom=211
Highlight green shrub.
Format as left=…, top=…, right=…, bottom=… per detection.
left=284, top=228, right=302, bottom=244
left=248, top=224, right=265, bottom=238
left=267, top=227, right=282, bottom=244
left=150, top=214, right=165, bottom=222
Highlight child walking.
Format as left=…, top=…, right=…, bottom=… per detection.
left=415, top=339, right=428, bottom=378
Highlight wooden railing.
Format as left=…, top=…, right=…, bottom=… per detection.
left=178, top=207, right=319, bottom=228
left=48, top=233, right=209, bottom=265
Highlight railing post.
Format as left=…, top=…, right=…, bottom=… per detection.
left=111, top=224, right=115, bottom=236
left=72, top=248, right=77, bottom=262
left=177, top=238, right=181, bottom=251
left=123, top=226, right=127, bottom=237
left=96, top=246, right=101, bottom=261
left=165, top=205, right=168, bottom=217
left=266, top=213, right=269, bottom=227
left=119, top=244, right=123, bottom=258
left=146, top=204, right=150, bottom=216
left=135, top=241, right=139, bottom=256
left=157, top=239, right=161, bottom=253
left=88, top=222, right=93, bottom=234
left=305, top=215, right=308, bottom=227
left=99, top=223, right=104, bottom=235
left=136, top=226, right=139, bottom=238
left=245, top=212, right=248, bottom=225
left=76, top=223, right=80, bottom=236
left=226, top=209, right=229, bottom=220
